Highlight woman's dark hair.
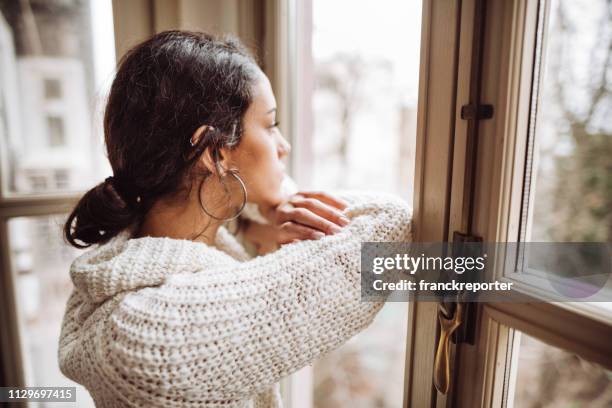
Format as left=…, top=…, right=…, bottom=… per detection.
left=64, top=30, right=261, bottom=248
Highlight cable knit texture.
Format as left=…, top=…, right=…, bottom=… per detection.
left=58, top=192, right=413, bottom=407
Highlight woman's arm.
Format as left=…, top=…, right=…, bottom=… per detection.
left=98, top=192, right=412, bottom=403
left=240, top=191, right=350, bottom=255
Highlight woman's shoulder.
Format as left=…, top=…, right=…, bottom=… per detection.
left=69, top=227, right=243, bottom=305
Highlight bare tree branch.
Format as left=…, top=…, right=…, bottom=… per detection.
left=585, top=0, right=612, bottom=122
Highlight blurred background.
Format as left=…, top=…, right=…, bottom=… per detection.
left=0, top=1, right=420, bottom=406
left=0, top=0, right=609, bottom=407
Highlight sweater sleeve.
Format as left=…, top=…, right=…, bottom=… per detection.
left=98, top=192, right=412, bottom=404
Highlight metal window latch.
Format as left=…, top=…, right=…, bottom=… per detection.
left=433, top=302, right=465, bottom=395
left=433, top=232, right=482, bottom=395
left=461, top=103, right=494, bottom=120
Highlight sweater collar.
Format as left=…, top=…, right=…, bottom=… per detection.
left=69, top=226, right=241, bottom=303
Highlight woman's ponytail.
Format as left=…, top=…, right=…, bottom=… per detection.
left=63, top=178, right=141, bottom=248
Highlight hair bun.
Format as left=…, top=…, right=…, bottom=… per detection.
left=64, top=179, right=142, bottom=248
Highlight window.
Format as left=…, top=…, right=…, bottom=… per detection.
left=445, top=0, right=612, bottom=406
left=496, top=0, right=612, bottom=308
left=43, top=78, right=62, bottom=100
left=0, top=0, right=115, bottom=400
left=0, top=0, right=113, bottom=196
left=522, top=0, right=611, bottom=244
left=8, top=215, right=95, bottom=406
left=292, top=0, right=421, bottom=406
left=513, top=332, right=612, bottom=406
left=28, top=174, right=48, bottom=192
left=54, top=169, right=69, bottom=189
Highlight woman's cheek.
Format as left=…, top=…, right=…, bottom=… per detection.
left=260, top=163, right=282, bottom=199
left=239, top=133, right=284, bottom=203
left=241, top=161, right=280, bottom=205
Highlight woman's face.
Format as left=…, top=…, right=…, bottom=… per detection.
left=225, top=72, right=291, bottom=209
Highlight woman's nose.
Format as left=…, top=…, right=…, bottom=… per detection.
left=278, top=135, right=291, bottom=159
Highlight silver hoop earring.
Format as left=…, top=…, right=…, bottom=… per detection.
left=198, top=170, right=247, bottom=221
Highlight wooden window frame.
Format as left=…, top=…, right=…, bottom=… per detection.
left=0, top=196, right=80, bottom=393
left=450, top=0, right=612, bottom=407
left=403, top=0, right=465, bottom=407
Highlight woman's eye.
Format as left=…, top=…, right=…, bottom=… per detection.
left=270, top=121, right=280, bottom=129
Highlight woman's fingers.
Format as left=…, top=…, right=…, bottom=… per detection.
left=277, top=221, right=325, bottom=244
left=289, top=195, right=350, bottom=228
left=277, top=205, right=343, bottom=235
left=265, top=191, right=351, bottom=244
left=295, top=191, right=349, bottom=211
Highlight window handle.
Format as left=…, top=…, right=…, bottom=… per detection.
left=433, top=302, right=464, bottom=394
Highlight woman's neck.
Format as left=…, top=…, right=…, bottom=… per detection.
left=134, top=195, right=222, bottom=245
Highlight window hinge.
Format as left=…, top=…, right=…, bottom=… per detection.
left=460, top=103, right=494, bottom=120
left=433, top=231, right=482, bottom=394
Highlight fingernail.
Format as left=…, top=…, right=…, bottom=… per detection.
left=313, top=232, right=325, bottom=239
left=339, top=216, right=350, bottom=226
left=329, top=225, right=342, bottom=235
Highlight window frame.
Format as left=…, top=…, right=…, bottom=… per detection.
left=450, top=0, right=612, bottom=406
left=0, top=0, right=113, bottom=396
left=259, top=1, right=311, bottom=404
left=403, top=0, right=465, bottom=407
left=0, top=196, right=80, bottom=391
left=0, top=6, right=84, bottom=391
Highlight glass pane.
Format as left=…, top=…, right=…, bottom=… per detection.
left=512, top=332, right=612, bottom=407
left=524, top=0, right=612, bottom=243
left=8, top=214, right=94, bottom=407
left=297, top=0, right=421, bottom=406
left=508, top=0, right=612, bottom=309
left=0, top=0, right=115, bottom=196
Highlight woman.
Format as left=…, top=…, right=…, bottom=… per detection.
left=59, top=30, right=412, bottom=407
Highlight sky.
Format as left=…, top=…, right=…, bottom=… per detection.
left=312, top=0, right=422, bottom=103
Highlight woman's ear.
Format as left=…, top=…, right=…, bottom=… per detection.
left=200, top=146, right=234, bottom=177
left=192, top=125, right=236, bottom=176
left=200, top=146, right=223, bottom=176
left=191, top=125, right=222, bottom=175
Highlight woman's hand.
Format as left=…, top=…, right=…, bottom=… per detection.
left=268, top=191, right=350, bottom=243
left=243, top=191, right=350, bottom=254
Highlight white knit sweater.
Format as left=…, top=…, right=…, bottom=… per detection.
left=58, top=192, right=412, bottom=407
